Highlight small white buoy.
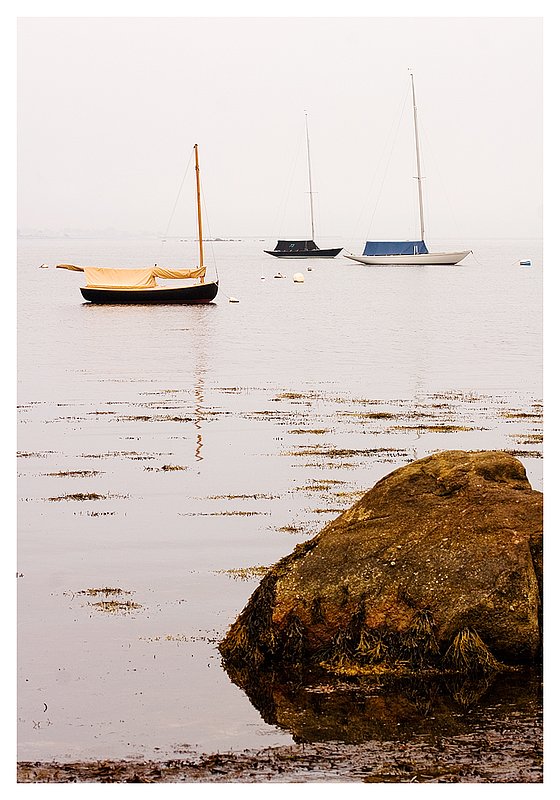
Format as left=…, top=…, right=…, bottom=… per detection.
left=293, top=272, right=305, bottom=283
left=228, top=297, right=239, bottom=303
left=307, top=266, right=313, bottom=271
left=261, top=275, right=265, bottom=280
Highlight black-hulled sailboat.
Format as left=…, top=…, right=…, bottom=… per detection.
left=264, top=113, right=342, bottom=259
left=57, top=144, right=219, bottom=303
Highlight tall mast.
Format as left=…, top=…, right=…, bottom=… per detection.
left=410, top=72, right=426, bottom=243
left=194, top=143, right=204, bottom=276
left=304, top=112, right=315, bottom=242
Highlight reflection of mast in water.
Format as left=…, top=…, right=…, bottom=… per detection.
left=193, top=364, right=205, bottom=464
left=191, top=307, right=211, bottom=467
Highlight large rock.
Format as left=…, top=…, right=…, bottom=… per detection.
left=220, top=451, right=542, bottom=677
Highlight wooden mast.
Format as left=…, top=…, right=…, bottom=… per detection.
left=304, top=112, right=315, bottom=242
left=410, top=72, right=426, bottom=245
left=194, top=143, right=204, bottom=283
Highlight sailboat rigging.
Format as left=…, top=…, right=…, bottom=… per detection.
left=57, top=144, right=219, bottom=303
left=345, top=73, right=471, bottom=266
left=265, top=113, right=342, bottom=259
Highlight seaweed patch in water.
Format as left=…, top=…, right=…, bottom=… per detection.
left=142, top=633, right=192, bottom=643
left=276, top=524, right=309, bottom=535
left=343, top=412, right=399, bottom=420
left=182, top=510, right=270, bottom=517
left=503, top=449, right=542, bottom=459
left=510, top=433, right=543, bottom=445
left=212, top=510, right=270, bottom=517
left=82, top=451, right=166, bottom=460
left=206, top=493, right=280, bottom=500
left=389, top=424, right=479, bottom=433
left=45, top=470, right=102, bottom=478
left=499, top=411, right=543, bottom=420
left=18, top=451, right=57, bottom=458
left=333, top=490, right=367, bottom=501
left=83, top=510, right=117, bottom=517
left=90, top=600, right=142, bottom=614
left=144, top=464, right=189, bottom=471
left=291, top=479, right=347, bottom=493
left=275, top=391, right=322, bottom=401
left=285, top=447, right=394, bottom=459
left=216, top=566, right=271, bottom=581
left=48, top=492, right=109, bottom=502
left=297, top=461, right=358, bottom=470
left=288, top=428, right=330, bottom=435
left=77, top=587, right=131, bottom=598
left=112, top=412, right=195, bottom=423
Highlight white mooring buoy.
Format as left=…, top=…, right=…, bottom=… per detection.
left=293, top=273, right=305, bottom=283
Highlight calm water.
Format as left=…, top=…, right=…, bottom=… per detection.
left=17, top=237, right=542, bottom=762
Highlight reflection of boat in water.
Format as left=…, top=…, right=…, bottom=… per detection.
left=345, top=73, right=471, bottom=267
left=265, top=113, right=342, bottom=259
left=57, top=144, right=219, bottom=303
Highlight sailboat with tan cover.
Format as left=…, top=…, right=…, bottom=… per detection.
left=57, top=144, right=219, bottom=304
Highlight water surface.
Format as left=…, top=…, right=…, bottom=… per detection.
left=17, top=237, right=542, bottom=762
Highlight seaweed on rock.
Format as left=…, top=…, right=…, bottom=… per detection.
left=442, top=628, right=505, bottom=674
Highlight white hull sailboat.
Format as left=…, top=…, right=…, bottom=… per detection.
left=345, top=73, right=471, bottom=267
left=349, top=249, right=471, bottom=266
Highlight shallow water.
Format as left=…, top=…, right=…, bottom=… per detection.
left=17, top=237, right=542, bottom=762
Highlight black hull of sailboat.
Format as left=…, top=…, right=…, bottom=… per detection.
left=80, top=281, right=219, bottom=305
left=264, top=248, right=342, bottom=259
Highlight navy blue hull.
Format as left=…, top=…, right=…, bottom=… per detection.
left=264, top=248, right=342, bottom=259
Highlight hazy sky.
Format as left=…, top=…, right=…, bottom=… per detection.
left=17, top=14, right=542, bottom=242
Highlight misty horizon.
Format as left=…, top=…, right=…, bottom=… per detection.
left=18, top=17, right=542, bottom=243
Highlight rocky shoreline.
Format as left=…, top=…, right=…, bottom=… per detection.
left=18, top=666, right=542, bottom=784
left=17, top=721, right=542, bottom=784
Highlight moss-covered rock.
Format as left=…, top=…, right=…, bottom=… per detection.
left=219, top=451, right=542, bottom=677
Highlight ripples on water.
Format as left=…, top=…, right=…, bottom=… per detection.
left=17, top=237, right=542, bottom=762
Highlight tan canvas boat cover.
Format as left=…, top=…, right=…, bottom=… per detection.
left=56, top=264, right=206, bottom=287
left=84, top=268, right=157, bottom=288
left=152, top=266, right=206, bottom=280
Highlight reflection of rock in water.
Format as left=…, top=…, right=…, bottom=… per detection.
left=223, top=661, right=541, bottom=745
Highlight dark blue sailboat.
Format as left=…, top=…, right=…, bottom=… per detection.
left=264, top=239, right=342, bottom=259
left=265, top=114, right=342, bottom=259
